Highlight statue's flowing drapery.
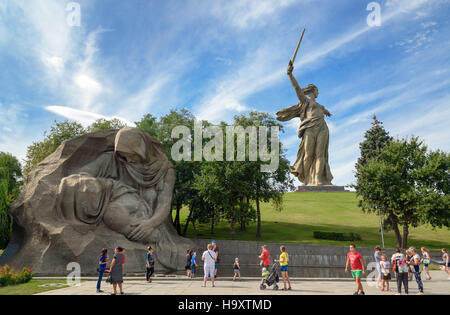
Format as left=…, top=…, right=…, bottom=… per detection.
left=277, top=101, right=333, bottom=186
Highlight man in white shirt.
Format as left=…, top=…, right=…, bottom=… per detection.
left=202, top=243, right=217, bottom=287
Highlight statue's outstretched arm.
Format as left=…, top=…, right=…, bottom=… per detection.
left=287, top=63, right=307, bottom=105
left=321, top=105, right=332, bottom=117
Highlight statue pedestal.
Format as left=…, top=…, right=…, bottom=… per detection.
left=296, top=185, right=348, bottom=192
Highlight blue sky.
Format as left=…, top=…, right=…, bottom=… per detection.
left=1, top=0, right=449, bottom=187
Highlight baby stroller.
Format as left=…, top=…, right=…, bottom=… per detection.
left=260, top=263, right=280, bottom=290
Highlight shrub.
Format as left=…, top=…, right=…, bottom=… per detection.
left=0, top=265, right=34, bottom=286
left=313, top=231, right=362, bottom=242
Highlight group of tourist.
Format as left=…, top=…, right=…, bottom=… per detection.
left=94, top=242, right=450, bottom=295
left=348, top=245, right=450, bottom=296
left=185, top=241, right=220, bottom=284
left=96, top=246, right=126, bottom=295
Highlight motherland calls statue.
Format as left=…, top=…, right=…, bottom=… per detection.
left=1, top=127, right=196, bottom=275
left=276, top=29, right=334, bottom=186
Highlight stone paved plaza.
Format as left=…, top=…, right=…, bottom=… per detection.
left=37, top=271, right=449, bottom=295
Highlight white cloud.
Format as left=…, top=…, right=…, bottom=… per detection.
left=45, top=106, right=134, bottom=127
left=195, top=47, right=283, bottom=122
left=195, top=0, right=443, bottom=124
left=210, top=0, right=297, bottom=29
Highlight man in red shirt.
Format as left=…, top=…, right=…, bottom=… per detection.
left=259, top=245, right=270, bottom=269
left=345, top=244, right=366, bottom=295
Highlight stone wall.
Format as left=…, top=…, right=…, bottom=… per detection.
left=190, top=239, right=443, bottom=278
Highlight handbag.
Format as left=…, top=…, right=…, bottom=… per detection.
left=105, top=275, right=112, bottom=284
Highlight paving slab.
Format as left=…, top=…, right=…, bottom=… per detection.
left=35, top=271, right=449, bottom=295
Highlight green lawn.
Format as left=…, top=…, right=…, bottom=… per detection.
left=0, top=280, right=71, bottom=295
left=176, top=192, right=450, bottom=250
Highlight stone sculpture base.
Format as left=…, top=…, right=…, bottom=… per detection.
left=296, top=185, right=348, bottom=192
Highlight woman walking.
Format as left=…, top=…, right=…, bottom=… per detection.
left=146, top=246, right=155, bottom=283
left=96, top=248, right=108, bottom=293
left=421, top=247, right=432, bottom=280
left=442, top=248, right=450, bottom=280
left=110, top=246, right=125, bottom=295
left=275, top=246, right=292, bottom=291
left=407, top=247, right=424, bottom=295
left=374, top=246, right=382, bottom=288
left=185, top=249, right=193, bottom=278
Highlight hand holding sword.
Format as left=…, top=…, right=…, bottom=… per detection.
left=287, top=28, right=306, bottom=76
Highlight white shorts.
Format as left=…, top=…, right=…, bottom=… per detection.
left=204, top=265, right=215, bottom=278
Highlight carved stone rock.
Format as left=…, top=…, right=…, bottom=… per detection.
left=1, top=128, right=196, bottom=275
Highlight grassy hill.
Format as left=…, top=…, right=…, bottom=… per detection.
left=176, top=192, right=450, bottom=250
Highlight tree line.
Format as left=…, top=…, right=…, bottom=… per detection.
left=1, top=113, right=448, bottom=250
left=0, top=110, right=293, bottom=249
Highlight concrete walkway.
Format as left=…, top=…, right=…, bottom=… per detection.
left=36, top=271, right=449, bottom=295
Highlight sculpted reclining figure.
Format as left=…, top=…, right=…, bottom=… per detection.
left=2, top=127, right=195, bottom=274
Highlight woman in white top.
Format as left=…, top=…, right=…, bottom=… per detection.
left=202, top=243, right=217, bottom=287
left=442, top=248, right=450, bottom=280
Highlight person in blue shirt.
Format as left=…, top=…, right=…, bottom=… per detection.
left=146, top=246, right=155, bottom=283
left=190, top=252, right=198, bottom=278
left=97, top=248, right=108, bottom=293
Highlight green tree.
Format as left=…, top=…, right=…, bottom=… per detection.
left=193, top=112, right=294, bottom=239
left=23, top=120, right=85, bottom=178
left=355, top=115, right=392, bottom=174
left=136, top=109, right=201, bottom=235
left=0, top=153, right=22, bottom=249
left=87, top=118, right=127, bottom=132
left=233, top=112, right=294, bottom=238
left=354, top=137, right=449, bottom=249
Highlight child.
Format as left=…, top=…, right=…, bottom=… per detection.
left=146, top=246, right=155, bottom=283
left=421, top=247, right=432, bottom=280
left=233, top=258, right=241, bottom=281
left=260, top=267, right=269, bottom=287
left=405, top=249, right=413, bottom=281
left=190, top=252, right=198, bottom=278
left=379, top=254, right=391, bottom=292
left=345, top=244, right=366, bottom=295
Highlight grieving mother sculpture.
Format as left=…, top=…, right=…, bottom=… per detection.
left=1, top=127, right=195, bottom=274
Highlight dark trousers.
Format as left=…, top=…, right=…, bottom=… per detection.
left=146, top=267, right=154, bottom=281
left=97, top=269, right=105, bottom=291
left=414, top=271, right=424, bottom=293
left=396, top=272, right=408, bottom=294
